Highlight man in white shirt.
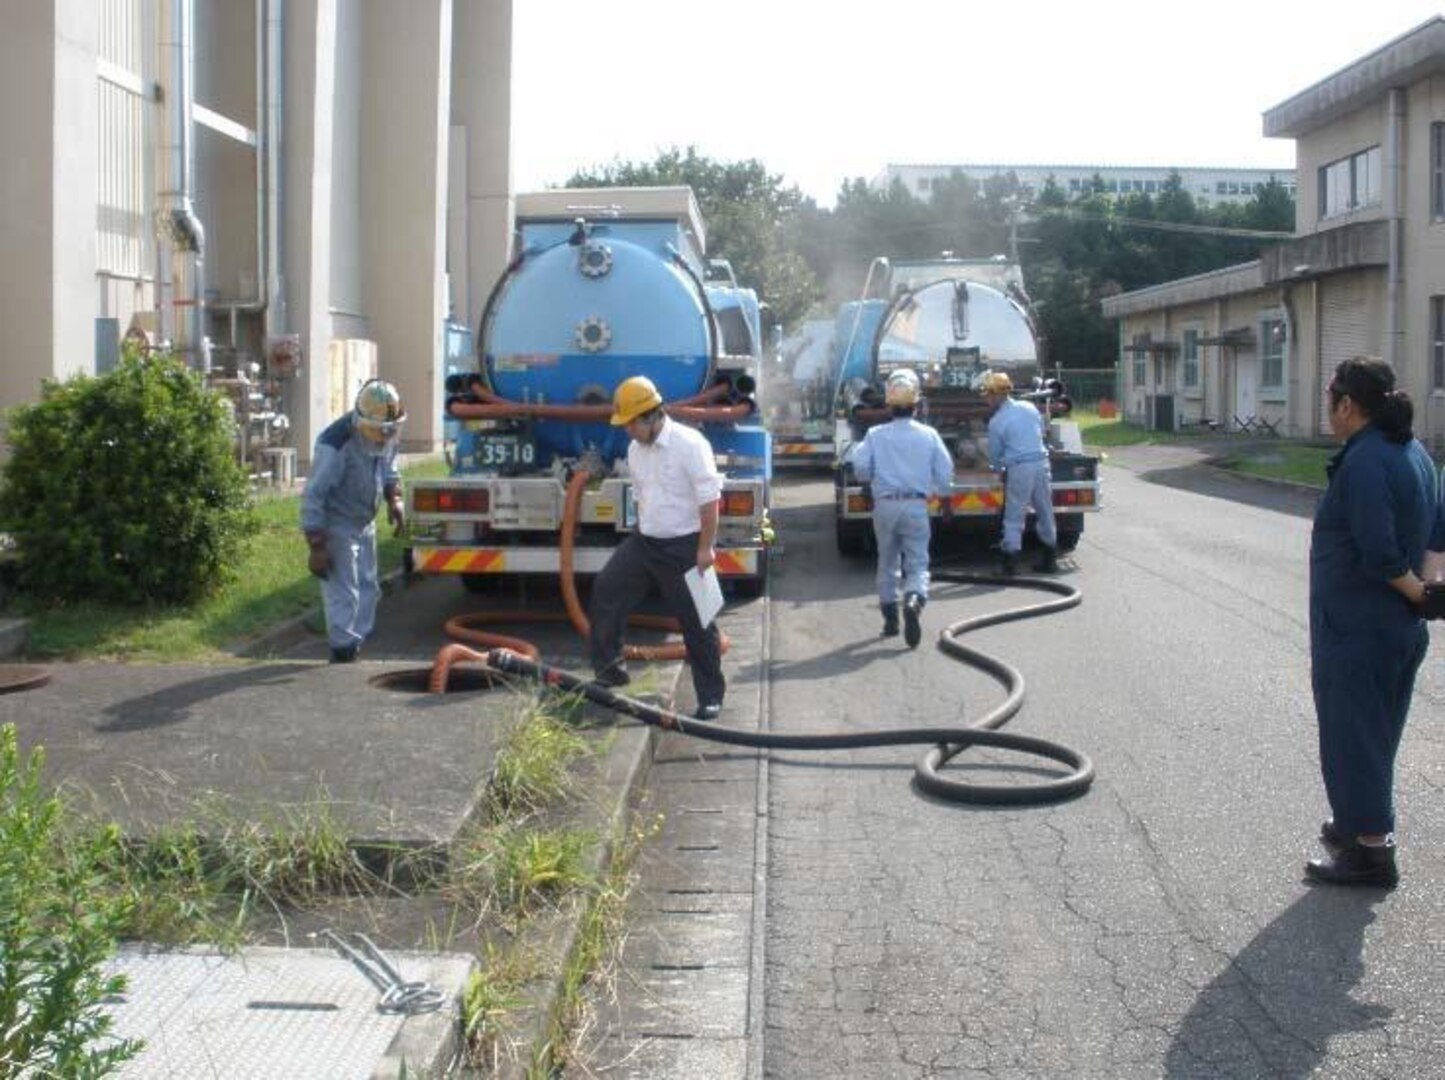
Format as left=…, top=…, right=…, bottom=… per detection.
left=589, top=376, right=726, bottom=721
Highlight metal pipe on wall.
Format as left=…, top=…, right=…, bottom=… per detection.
left=156, top=0, right=211, bottom=373
left=1385, top=86, right=1405, bottom=371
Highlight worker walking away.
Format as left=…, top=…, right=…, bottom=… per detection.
left=301, top=379, right=407, bottom=663
left=981, top=370, right=1058, bottom=576
left=589, top=376, right=727, bottom=722
left=848, top=369, right=955, bottom=648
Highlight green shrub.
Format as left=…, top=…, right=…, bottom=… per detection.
left=0, top=725, right=141, bottom=1075
left=0, top=350, right=258, bottom=605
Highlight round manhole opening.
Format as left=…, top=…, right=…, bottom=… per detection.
left=369, top=667, right=501, bottom=694
left=0, top=665, right=51, bottom=694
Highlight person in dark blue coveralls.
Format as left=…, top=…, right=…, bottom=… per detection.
left=847, top=369, right=955, bottom=648
left=1307, top=356, right=1439, bottom=888
left=301, top=379, right=407, bottom=663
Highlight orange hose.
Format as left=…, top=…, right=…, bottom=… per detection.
left=428, top=467, right=729, bottom=691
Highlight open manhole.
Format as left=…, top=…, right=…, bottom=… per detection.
left=0, top=665, right=51, bottom=694
left=368, top=667, right=501, bottom=694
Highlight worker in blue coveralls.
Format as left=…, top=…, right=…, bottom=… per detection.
left=301, top=379, right=407, bottom=663
left=848, top=368, right=955, bottom=649
left=981, top=370, right=1058, bottom=576
left=1305, top=355, right=1439, bottom=888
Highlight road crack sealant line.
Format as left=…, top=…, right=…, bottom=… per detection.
left=430, top=566, right=1092, bottom=806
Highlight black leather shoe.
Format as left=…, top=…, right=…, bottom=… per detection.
left=881, top=603, right=899, bottom=638
left=903, top=593, right=923, bottom=649
left=594, top=665, right=631, bottom=689
left=694, top=702, right=722, bottom=722
left=1305, top=839, right=1398, bottom=888
left=329, top=644, right=360, bottom=664
left=1320, top=819, right=1346, bottom=851
left=999, top=552, right=1018, bottom=577
left=1033, top=546, right=1059, bottom=574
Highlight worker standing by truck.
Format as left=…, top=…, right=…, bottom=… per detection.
left=847, top=369, right=955, bottom=648
left=982, top=370, right=1059, bottom=576
left=589, top=376, right=728, bottom=722
left=301, top=379, right=407, bottom=663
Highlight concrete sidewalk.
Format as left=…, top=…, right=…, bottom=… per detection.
left=0, top=574, right=689, bottom=1077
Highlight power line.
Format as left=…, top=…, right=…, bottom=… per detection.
left=1034, top=207, right=1293, bottom=240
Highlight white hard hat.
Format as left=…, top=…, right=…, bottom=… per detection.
left=884, top=368, right=920, bottom=407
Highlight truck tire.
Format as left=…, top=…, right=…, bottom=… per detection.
left=1055, top=513, right=1084, bottom=553
left=835, top=518, right=871, bottom=558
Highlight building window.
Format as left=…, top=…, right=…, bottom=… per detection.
left=1182, top=329, right=1200, bottom=390
left=1260, top=316, right=1286, bottom=389
left=1319, top=146, right=1382, bottom=219
left=1432, top=296, right=1445, bottom=391
left=1132, top=334, right=1148, bottom=387
left=1433, top=123, right=1444, bottom=220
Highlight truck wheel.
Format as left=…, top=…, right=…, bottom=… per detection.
left=461, top=573, right=502, bottom=595
left=835, top=518, right=870, bottom=558
left=1055, top=514, right=1084, bottom=553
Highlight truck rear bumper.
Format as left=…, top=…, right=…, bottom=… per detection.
left=411, top=544, right=766, bottom=578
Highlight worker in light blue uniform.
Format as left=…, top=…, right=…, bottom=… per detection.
left=301, top=379, right=407, bottom=663
left=1305, top=356, right=1438, bottom=889
left=982, top=370, right=1058, bottom=576
left=848, top=369, right=955, bottom=648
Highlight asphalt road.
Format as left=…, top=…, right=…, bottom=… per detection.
left=758, top=455, right=1445, bottom=1078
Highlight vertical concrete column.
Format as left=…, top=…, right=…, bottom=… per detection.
left=361, top=0, right=452, bottom=451
left=452, top=0, right=514, bottom=337
left=283, top=0, right=339, bottom=464
left=0, top=1, right=96, bottom=406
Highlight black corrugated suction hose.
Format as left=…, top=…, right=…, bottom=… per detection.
left=479, top=567, right=1093, bottom=806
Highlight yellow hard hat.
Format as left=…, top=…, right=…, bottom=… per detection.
left=610, top=375, right=664, bottom=426
left=980, top=370, right=1013, bottom=396
left=884, top=368, right=920, bottom=407
left=353, top=379, right=406, bottom=443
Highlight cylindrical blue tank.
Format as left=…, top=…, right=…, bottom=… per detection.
left=484, top=227, right=713, bottom=464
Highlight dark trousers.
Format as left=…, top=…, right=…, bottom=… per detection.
left=589, top=532, right=725, bottom=707
left=1311, top=622, right=1427, bottom=836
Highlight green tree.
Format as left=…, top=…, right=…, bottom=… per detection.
left=568, top=147, right=821, bottom=330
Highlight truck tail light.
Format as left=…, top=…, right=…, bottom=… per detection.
left=846, top=493, right=872, bottom=513
left=1053, top=489, right=1095, bottom=508
left=415, top=489, right=489, bottom=514
left=721, top=491, right=755, bottom=517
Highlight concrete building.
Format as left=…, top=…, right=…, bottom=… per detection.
left=875, top=163, right=1296, bottom=205
left=1100, top=17, right=1445, bottom=448
left=0, top=0, right=514, bottom=467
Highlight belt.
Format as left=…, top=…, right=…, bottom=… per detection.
left=876, top=492, right=928, bottom=500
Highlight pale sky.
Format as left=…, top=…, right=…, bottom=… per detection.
left=512, top=1, right=1443, bottom=207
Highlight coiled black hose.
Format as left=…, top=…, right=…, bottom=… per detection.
left=479, top=569, right=1093, bottom=806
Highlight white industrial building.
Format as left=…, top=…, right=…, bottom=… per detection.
left=876, top=163, right=1296, bottom=205
left=0, top=0, right=514, bottom=469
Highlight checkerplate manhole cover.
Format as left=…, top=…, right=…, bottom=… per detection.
left=0, top=665, right=51, bottom=694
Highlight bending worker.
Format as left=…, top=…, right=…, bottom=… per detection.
left=981, top=370, right=1058, bottom=576
left=848, top=368, right=955, bottom=648
left=589, top=376, right=727, bottom=722
left=301, top=378, right=407, bottom=663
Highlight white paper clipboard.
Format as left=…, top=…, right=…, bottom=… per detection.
left=684, top=566, right=725, bottom=628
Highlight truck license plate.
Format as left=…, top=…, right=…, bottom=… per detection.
left=473, top=434, right=536, bottom=468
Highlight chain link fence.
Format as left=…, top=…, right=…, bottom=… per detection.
left=1048, top=367, right=1119, bottom=409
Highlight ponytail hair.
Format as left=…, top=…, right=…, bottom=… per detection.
left=1329, top=355, right=1414, bottom=444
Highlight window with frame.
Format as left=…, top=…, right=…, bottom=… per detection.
left=1132, top=334, right=1148, bottom=387
left=1432, top=296, right=1444, bottom=392
left=1182, top=328, right=1200, bottom=391
left=1319, top=146, right=1382, bottom=220
left=1260, top=316, right=1286, bottom=390
left=1433, top=123, right=1444, bottom=220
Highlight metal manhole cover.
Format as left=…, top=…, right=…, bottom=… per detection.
left=0, top=665, right=50, bottom=694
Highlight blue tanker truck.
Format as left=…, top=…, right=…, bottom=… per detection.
left=406, top=187, right=772, bottom=596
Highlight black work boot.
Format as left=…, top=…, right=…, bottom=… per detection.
left=1033, top=545, right=1059, bottom=574
left=902, top=592, right=924, bottom=649
left=880, top=602, right=900, bottom=638
left=999, top=551, right=1018, bottom=577
left=329, top=643, right=360, bottom=664
left=1306, top=837, right=1398, bottom=888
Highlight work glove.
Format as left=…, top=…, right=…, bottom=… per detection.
left=387, top=497, right=405, bottom=537
left=1418, top=582, right=1445, bottom=620
left=307, top=537, right=331, bottom=580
